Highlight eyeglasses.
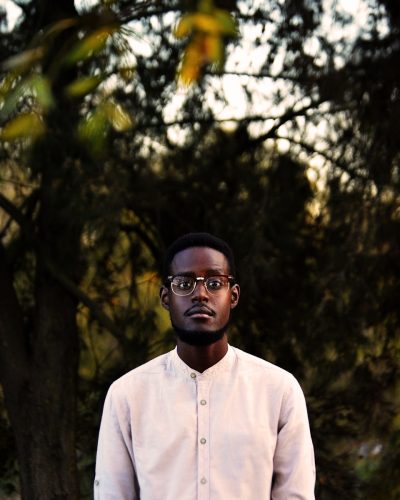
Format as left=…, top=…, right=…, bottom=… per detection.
left=167, top=274, right=235, bottom=296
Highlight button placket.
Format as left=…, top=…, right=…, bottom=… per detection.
left=197, top=377, right=210, bottom=500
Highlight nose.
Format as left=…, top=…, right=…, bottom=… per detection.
left=192, top=278, right=208, bottom=301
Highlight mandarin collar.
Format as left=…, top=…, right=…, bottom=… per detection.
left=168, top=344, right=236, bottom=379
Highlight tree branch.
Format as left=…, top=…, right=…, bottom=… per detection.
left=44, top=258, right=124, bottom=340
left=275, top=135, right=367, bottom=181
left=204, top=69, right=304, bottom=82
left=160, top=114, right=272, bottom=127
left=0, top=192, right=123, bottom=339
left=120, top=222, right=161, bottom=264
left=247, top=101, right=322, bottom=149
left=0, top=192, right=36, bottom=242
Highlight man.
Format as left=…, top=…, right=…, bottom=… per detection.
left=94, top=232, right=315, bottom=499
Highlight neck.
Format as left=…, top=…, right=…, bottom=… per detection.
left=177, top=336, right=229, bottom=373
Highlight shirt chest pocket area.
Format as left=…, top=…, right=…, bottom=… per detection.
left=129, top=384, right=197, bottom=451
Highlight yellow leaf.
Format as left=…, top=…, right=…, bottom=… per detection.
left=0, top=113, right=45, bottom=140
left=179, top=62, right=200, bottom=85
left=192, top=13, right=221, bottom=34
left=178, top=43, right=202, bottom=85
left=204, top=35, right=223, bottom=64
left=2, top=47, right=44, bottom=71
left=174, top=14, right=194, bottom=38
left=65, top=74, right=104, bottom=97
left=119, top=66, right=135, bottom=82
left=44, top=18, right=78, bottom=38
left=104, top=102, right=133, bottom=132
left=0, top=74, right=15, bottom=99
left=66, top=27, right=116, bottom=64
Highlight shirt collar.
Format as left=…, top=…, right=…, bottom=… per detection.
left=168, top=344, right=236, bottom=379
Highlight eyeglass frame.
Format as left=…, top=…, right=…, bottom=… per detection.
left=166, top=274, right=236, bottom=296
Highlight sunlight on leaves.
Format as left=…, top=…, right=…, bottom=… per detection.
left=118, top=66, right=135, bottom=82
left=174, top=0, right=237, bottom=85
left=65, top=74, right=105, bottom=97
left=77, top=100, right=132, bottom=154
left=29, top=74, right=54, bottom=110
left=45, top=17, right=78, bottom=37
left=0, top=74, right=54, bottom=119
left=65, top=26, right=117, bottom=65
left=104, top=101, right=133, bottom=132
left=78, top=105, right=108, bottom=154
left=0, top=112, right=45, bottom=140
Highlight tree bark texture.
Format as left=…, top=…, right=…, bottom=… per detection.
left=0, top=1, right=84, bottom=496
left=0, top=188, right=81, bottom=499
left=4, top=276, right=79, bottom=499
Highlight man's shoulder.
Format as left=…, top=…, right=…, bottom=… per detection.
left=111, top=350, right=172, bottom=390
left=232, top=346, right=297, bottom=383
left=231, top=347, right=306, bottom=403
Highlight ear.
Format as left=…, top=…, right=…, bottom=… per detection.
left=160, top=286, right=170, bottom=311
left=230, top=284, right=240, bottom=309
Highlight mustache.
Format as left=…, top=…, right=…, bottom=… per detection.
left=184, top=304, right=216, bottom=317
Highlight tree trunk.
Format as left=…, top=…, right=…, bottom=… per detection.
left=0, top=0, right=85, bottom=496
left=1, top=218, right=81, bottom=498
left=6, top=276, right=79, bottom=498
left=0, top=0, right=113, bottom=495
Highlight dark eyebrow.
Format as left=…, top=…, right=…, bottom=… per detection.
left=174, top=268, right=226, bottom=277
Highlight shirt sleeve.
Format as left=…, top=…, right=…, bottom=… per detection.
left=94, top=382, right=139, bottom=500
left=272, top=375, right=316, bottom=500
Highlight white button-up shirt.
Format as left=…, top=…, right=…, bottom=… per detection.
left=94, top=345, right=315, bottom=499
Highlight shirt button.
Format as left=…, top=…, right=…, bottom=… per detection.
left=200, top=437, right=207, bottom=444
left=190, top=372, right=196, bottom=379
left=94, top=479, right=99, bottom=486
left=200, top=399, right=207, bottom=405
left=200, top=477, right=207, bottom=484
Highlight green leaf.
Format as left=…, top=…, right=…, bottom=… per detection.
left=0, top=79, right=26, bottom=118
left=65, top=27, right=116, bottom=64
left=215, top=10, right=238, bottom=36
left=65, top=74, right=105, bottom=97
left=0, top=74, right=53, bottom=119
left=78, top=108, right=107, bottom=139
left=30, top=75, right=54, bottom=110
left=0, top=112, right=45, bottom=140
left=77, top=107, right=108, bottom=154
left=198, top=0, right=213, bottom=14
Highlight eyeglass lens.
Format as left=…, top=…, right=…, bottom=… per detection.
left=171, top=276, right=230, bottom=295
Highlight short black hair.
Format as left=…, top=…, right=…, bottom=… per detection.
left=162, top=232, right=236, bottom=283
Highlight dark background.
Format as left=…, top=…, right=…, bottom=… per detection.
left=0, top=0, right=399, bottom=498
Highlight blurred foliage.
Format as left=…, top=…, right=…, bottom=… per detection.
left=0, top=0, right=399, bottom=498
left=0, top=0, right=234, bottom=151
left=175, top=0, right=237, bottom=84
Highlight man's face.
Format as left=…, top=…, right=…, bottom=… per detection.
left=160, top=246, right=240, bottom=338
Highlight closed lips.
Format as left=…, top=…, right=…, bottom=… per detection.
left=185, top=306, right=215, bottom=317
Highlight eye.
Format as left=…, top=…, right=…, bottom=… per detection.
left=174, top=277, right=194, bottom=290
left=206, top=277, right=224, bottom=290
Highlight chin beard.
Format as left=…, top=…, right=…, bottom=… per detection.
left=171, top=321, right=229, bottom=347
